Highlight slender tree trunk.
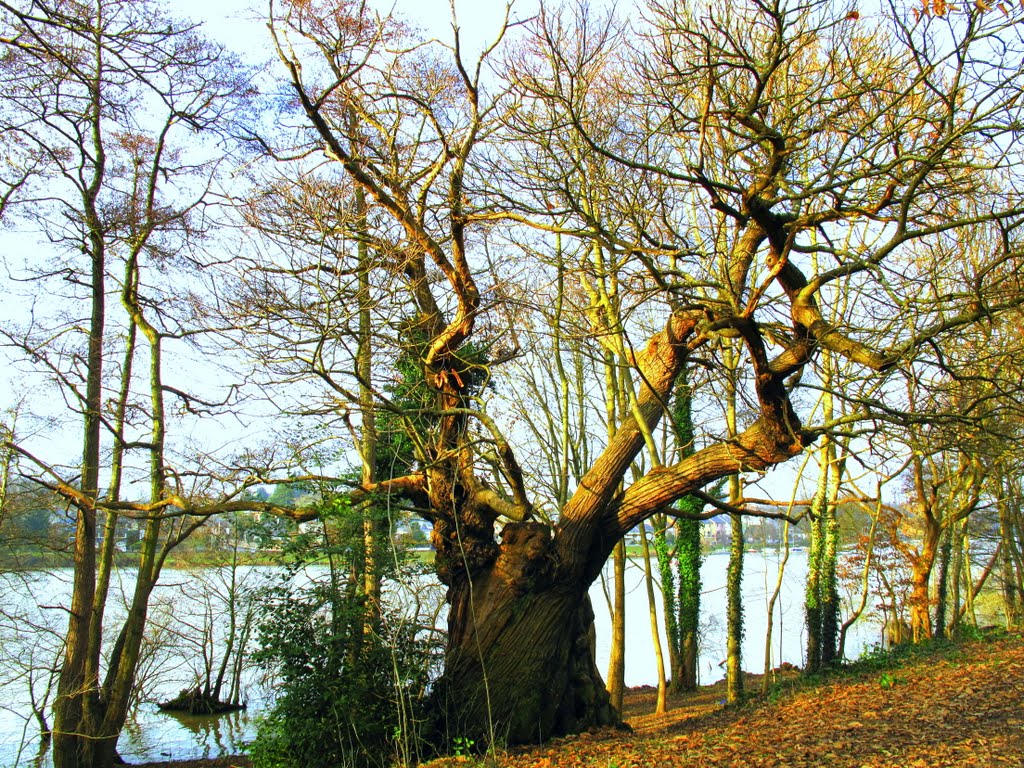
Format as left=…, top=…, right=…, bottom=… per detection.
left=212, top=550, right=240, bottom=703
left=606, top=540, right=626, bottom=713
left=953, top=522, right=966, bottom=634
left=652, top=514, right=680, bottom=687
left=354, top=175, right=381, bottom=633
left=805, top=378, right=843, bottom=671
left=935, top=525, right=953, bottom=639
left=804, top=458, right=826, bottom=672
left=89, top=250, right=210, bottom=766
left=763, top=520, right=790, bottom=694
left=92, top=300, right=167, bottom=767
left=52, top=68, right=106, bottom=763
left=553, top=234, right=571, bottom=511
left=640, top=525, right=667, bottom=714
left=956, top=543, right=1000, bottom=626
left=838, top=497, right=879, bottom=659
left=961, top=521, right=976, bottom=628
left=726, top=507, right=744, bottom=704
left=819, top=449, right=842, bottom=666
left=724, top=339, right=744, bottom=704
left=999, top=491, right=1023, bottom=629
left=81, top=302, right=136, bottom=759
left=667, top=370, right=702, bottom=693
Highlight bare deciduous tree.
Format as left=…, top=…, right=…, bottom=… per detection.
left=244, top=0, right=1024, bottom=746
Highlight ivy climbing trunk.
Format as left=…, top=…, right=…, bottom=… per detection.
left=805, top=372, right=842, bottom=671
left=674, top=517, right=702, bottom=691
left=724, top=342, right=744, bottom=705
left=663, top=370, right=703, bottom=693
left=726, top=508, right=744, bottom=704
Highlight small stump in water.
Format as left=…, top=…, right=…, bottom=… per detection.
left=158, top=688, right=247, bottom=715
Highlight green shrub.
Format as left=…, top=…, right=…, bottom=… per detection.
left=251, top=574, right=436, bottom=768
left=249, top=496, right=438, bottom=768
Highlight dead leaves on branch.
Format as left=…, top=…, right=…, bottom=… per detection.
left=917, top=0, right=1024, bottom=17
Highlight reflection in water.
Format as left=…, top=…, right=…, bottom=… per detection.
left=120, top=705, right=258, bottom=763
left=0, top=567, right=278, bottom=768
left=0, top=707, right=259, bottom=768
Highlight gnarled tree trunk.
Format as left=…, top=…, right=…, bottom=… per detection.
left=432, top=522, right=617, bottom=745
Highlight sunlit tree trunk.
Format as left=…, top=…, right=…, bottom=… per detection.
left=606, top=540, right=626, bottom=713
left=640, top=524, right=667, bottom=713
left=724, top=342, right=744, bottom=704
left=909, top=514, right=940, bottom=643
left=436, top=538, right=617, bottom=745
left=726, top=506, right=744, bottom=704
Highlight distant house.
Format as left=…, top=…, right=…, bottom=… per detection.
left=623, top=522, right=655, bottom=547
left=700, top=515, right=730, bottom=548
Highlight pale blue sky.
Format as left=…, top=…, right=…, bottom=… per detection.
left=172, top=0, right=541, bottom=61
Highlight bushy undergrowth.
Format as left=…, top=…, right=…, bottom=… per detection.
left=250, top=592, right=432, bottom=768
left=249, top=496, right=440, bottom=768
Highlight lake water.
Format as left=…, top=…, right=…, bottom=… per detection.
left=593, top=549, right=879, bottom=688
left=0, top=550, right=879, bottom=766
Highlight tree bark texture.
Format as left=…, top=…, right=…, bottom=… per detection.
left=605, top=540, right=626, bottom=713
left=432, top=522, right=617, bottom=746
left=910, top=517, right=941, bottom=643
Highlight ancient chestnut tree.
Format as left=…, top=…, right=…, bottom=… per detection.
left=256, top=0, right=1024, bottom=747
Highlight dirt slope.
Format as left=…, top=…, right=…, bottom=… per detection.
left=434, top=634, right=1024, bottom=768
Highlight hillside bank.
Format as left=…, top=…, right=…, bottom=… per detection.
left=135, top=632, right=1024, bottom=768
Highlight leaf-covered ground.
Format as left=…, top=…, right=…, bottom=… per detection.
left=425, top=632, right=1024, bottom=768
left=140, top=633, right=1024, bottom=768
